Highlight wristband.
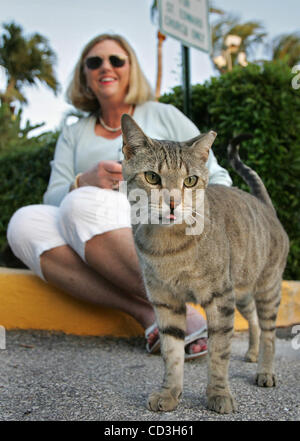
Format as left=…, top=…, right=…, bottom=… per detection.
left=74, top=173, right=82, bottom=189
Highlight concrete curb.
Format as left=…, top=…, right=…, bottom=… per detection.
left=0, top=268, right=299, bottom=336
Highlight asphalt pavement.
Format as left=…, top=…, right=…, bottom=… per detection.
left=0, top=328, right=299, bottom=421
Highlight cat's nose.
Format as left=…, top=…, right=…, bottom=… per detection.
left=170, top=197, right=175, bottom=210
left=162, top=189, right=181, bottom=208
left=169, top=196, right=181, bottom=211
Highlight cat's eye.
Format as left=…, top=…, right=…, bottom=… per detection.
left=184, top=176, right=198, bottom=188
left=144, top=171, right=161, bottom=185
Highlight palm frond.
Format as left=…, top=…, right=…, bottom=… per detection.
left=271, top=32, right=300, bottom=67
left=0, top=21, right=60, bottom=106
left=209, top=1, right=224, bottom=15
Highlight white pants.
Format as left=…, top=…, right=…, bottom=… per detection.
left=7, top=187, right=131, bottom=281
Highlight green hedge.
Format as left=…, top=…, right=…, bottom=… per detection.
left=0, top=62, right=299, bottom=279
left=160, top=62, right=300, bottom=280
left=0, top=141, right=55, bottom=252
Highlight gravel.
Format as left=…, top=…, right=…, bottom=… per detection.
left=0, top=329, right=299, bottom=421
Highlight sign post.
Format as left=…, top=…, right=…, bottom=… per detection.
left=182, top=45, right=191, bottom=117
left=158, top=0, right=210, bottom=118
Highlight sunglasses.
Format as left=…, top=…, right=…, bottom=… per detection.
left=85, top=54, right=128, bottom=70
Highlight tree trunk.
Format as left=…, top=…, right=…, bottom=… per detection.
left=155, top=31, right=166, bottom=101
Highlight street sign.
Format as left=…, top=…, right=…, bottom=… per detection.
left=158, top=0, right=211, bottom=53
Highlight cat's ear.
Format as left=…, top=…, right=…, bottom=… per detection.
left=185, top=131, right=217, bottom=162
left=121, top=114, right=150, bottom=160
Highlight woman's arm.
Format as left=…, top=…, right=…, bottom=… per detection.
left=43, top=124, right=77, bottom=206
left=43, top=120, right=124, bottom=205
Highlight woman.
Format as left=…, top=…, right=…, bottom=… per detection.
left=7, top=34, right=232, bottom=358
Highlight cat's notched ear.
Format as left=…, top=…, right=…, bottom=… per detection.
left=121, top=114, right=149, bottom=160
left=186, top=131, right=217, bottom=162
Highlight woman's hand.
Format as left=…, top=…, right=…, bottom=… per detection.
left=77, top=161, right=123, bottom=190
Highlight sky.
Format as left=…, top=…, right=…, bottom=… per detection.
left=1, top=0, right=299, bottom=134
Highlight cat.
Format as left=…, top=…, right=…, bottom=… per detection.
left=120, top=114, right=289, bottom=414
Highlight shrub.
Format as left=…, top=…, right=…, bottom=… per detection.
left=160, top=62, right=300, bottom=280
left=0, top=102, right=47, bottom=153
left=0, top=139, right=56, bottom=252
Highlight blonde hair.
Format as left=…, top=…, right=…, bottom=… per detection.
left=66, top=34, right=154, bottom=113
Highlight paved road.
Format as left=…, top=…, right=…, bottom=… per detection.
left=0, top=329, right=299, bottom=421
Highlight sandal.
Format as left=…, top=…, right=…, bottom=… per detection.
left=145, top=322, right=208, bottom=360
left=184, top=325, right=208, bottom=360
left=145, top=322, right=161, bottom=354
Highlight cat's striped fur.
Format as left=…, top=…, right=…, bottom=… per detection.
left=121, top=115, right=289, bottom=414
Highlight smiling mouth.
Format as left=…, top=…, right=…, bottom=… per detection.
left=99, top=77, right=117, bottom=84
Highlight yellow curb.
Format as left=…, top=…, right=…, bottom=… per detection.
left=0, top=268, right=143, bottom=337
left=0, top=269, right=299, bottom=336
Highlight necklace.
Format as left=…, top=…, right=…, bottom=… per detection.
left=99, top=106, right=133, bottom=132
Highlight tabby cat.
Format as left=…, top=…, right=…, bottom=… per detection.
left=121, top=114, right=289, bottom=414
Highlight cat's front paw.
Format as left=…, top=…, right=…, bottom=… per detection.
left=147, top=388, right=181, bottom=412
left=207, top=393, right=237, bottom=414
left=255, top=372, right=277, bottom=387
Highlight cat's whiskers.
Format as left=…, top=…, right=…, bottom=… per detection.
left=148, top=203, right=161, bottom=224
left=191, top=209, right=204, bottom=220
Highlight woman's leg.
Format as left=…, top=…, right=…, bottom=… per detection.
left=84, top=228, right=146, bottom=298
left=40, top=244, right=155, bottom=329
left=41, top=228, right=207, bottom=349
left=7, top=203, right=155, bottom=328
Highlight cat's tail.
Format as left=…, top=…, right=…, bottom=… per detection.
left=228, top=134, right=276, bottom=214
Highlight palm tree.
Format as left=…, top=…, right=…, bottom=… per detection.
left=0, top=22, right=60, bottom=110
left=270, top=32, right=300, bottom=67
left=212, top=14, right=267, bottom=73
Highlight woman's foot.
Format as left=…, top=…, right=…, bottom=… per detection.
left=146, top=304, right=207, bottom=356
